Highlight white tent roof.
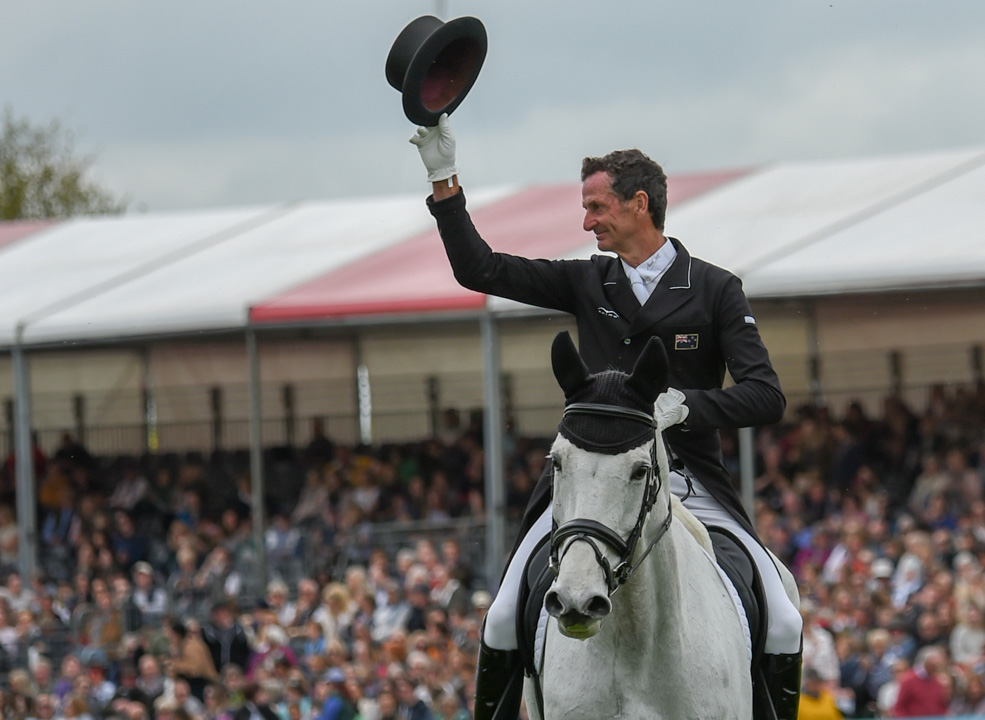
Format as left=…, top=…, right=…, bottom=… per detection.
left=2, top=147, right=984, bottom=348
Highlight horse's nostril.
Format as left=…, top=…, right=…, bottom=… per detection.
left=586, top=595, right=612, bottom=619
left=544, top=590, right=564, bottom=617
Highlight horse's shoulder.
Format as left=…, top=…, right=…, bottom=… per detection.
left=670, top=495, right=714, bottom=554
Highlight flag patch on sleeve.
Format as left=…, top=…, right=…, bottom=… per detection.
left=675, top=333, right=699, bottom=350
left=744, top=315, right=756, bottom=324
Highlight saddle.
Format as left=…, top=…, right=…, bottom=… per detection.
left=515, top=525, right=776, bottom=719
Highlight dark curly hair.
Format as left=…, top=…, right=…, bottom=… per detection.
left=581, top=149, right=668, bottom=230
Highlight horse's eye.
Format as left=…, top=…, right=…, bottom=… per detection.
left=631, top=465, right=649, bottom=481
left=551, top=457, right=562, bottom=474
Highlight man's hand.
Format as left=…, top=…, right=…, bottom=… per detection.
left=655, top=387, right=689, bottom=429
left=410, top=112, right=458, bottom=182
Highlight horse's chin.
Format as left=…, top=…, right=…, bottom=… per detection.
left=558, top=619, right=602, bottom=640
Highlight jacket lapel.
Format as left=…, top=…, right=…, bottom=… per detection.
left=600, top=259, right=641, bottom=321
left=628, top=238, right=694, bottom=335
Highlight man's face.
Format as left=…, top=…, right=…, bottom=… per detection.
left=582, top=172, right=640, bottom=257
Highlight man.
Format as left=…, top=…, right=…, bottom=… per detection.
left=410, top=114, right=803, bottom=720
left=201, top=601, right=252, bottom=674
left=892, top=645, right=950, bottom=717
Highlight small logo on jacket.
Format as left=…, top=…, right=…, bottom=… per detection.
left=598, top=307, right=619, bottom=318
left=675, top=333, right=699, bottom=350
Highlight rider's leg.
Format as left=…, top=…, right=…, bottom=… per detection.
left=670, top=471, right=802, bottom=720
left=475, top=506, right=553, bottom=720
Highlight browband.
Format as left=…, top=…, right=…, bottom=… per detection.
left=563, top=402, right=656, bottom=428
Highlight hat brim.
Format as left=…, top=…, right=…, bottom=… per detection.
left=390, top=16, right=487, bottom=126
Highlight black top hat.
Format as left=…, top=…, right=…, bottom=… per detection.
left=386, top=15, right=487, bottom=126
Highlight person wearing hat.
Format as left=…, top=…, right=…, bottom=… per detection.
left=314, top=668, right=357, bottom=720
left=409, top=114, right=801, bottom=719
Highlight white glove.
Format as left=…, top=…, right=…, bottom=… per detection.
left=409, top=112, right=458, bottom=182
left=655, top=387, right=689, bottom=429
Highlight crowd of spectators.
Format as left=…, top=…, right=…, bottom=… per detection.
left=0, top=380, right=982, bottom=719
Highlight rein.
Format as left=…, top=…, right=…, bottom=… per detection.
left=549, top=402, right=674, bottom=596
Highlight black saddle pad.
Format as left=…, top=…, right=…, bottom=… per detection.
left=708, top=526, right=783, bottom=720
left=516, top=533, right=553, bottom=678
left=707, top=526, right=767, bottom=666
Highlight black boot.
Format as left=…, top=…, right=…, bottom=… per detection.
left=763, top=651, right=802, bottom=720
left=474, top=640, right=523, bottom=720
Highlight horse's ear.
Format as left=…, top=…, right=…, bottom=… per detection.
left=551, top=331, right=592, bottom=399
left=627, top=336, right=669, bottom=403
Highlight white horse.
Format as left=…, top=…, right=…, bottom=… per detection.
left=523, top=332, right=756, bottom=720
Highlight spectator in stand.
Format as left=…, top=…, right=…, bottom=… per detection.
left=107, top=460, right=149, bottom=513
left=950, top=601, right=985, bottom=665
left=136, top=653, right=167, bottom=706
left=203, top=682, right=234, bottom=720
left=109, top=663, right=154, bottom=717
left=132, top=561, right=169, bottom=628
left=168, top=546, right=205, bottom=620
left=312, top=584, right=354, bottom=646
left=263, top=580, right=296, bottom=628
left=892, top=644, right=950, bottom=717
left=394, top=675, right=433, bottom=720
left=312, top=668, right=357, bottom=720
left=79, top=580, right=122, bottom=667
left=0, top=505, right=18, bottom=576
left=173, top=677, right=208, bottom=720
left=302, top=418, right=336, bottom=471
left=1, top=570, right=35, bottom=614
left=376, top=688, right=399, bottom=720
left=110, top=511, right=149, bottom=572
left=232, top=683, right=279, bottom=720
left=166, top=617, right=219, bottom=701
left=291, top=468, right=330, bottom=530
left=950, top=667, right=985, bottom=715
left=202, top=602, right=252, bottom=675
left=195, top=547, right=243, bottom=610
left=264, top=515, right=303, bottom=574
left=798, top=668, right=843, bottom=720
left=246, top=624, right=297, bottom=682
left=285, top=578, right=320, bottom=638
left=433, top=690, right=469, bottom=720
left=801, top=600, right=840, bottom=686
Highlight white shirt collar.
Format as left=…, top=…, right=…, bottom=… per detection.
left=621, top=240, right=678, bottom=304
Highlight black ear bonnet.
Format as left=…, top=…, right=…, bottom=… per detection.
left=551, top=332, right=669, bottom=455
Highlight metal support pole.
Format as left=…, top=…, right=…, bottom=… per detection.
left=210, top=386, right=223, bottom=452
left=806, top=301, right=822, bottom=406
left=246, top=329, right=268, bottom=586
left=12, top=341, right=38, bottom=580
left=282, top=384, right=296, bottom=448
left=426, top=376, right=440, bottom=438
left=889, top=350, right=903, bottom=397
left=141, top=348, right=158, bottom=453
left=73, top=394, right=86, bottom=446
left=480, top=314, right=505, bottom=591
left=738, top=426, right=756, bottom=519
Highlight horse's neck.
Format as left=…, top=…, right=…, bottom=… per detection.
left=612, top=502, right=693, bottom=641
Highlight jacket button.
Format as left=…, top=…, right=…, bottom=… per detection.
left=623, top=338, right=631, bottom=345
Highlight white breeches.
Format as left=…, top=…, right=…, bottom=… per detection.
left=483, top=471, right=802, bottom=655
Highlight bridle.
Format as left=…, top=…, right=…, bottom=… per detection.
left=548, top=402, right=674, bottom=596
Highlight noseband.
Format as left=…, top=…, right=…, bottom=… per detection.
left=549, top=402, right=673, bottom=596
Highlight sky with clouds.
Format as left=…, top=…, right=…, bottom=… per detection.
left=3, top=0, right=984, bottom=213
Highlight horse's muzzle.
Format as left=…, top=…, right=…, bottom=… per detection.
left=545, top=549, right=613, bottom=640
